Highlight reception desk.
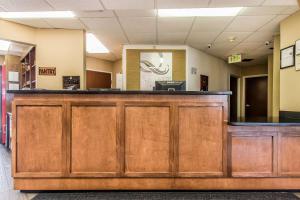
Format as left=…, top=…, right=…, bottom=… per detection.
left=8, top=90, right=300, bottom=190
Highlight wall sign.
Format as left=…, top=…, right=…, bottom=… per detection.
left=38, top=67, right=56, bottom=76
left=228, top=54, right=242, bottom=64
left=280, top=45, right=295, bottom=69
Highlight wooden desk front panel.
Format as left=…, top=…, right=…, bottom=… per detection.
left=71, top=104, right=119, bottom=177
left=178, top=105, right=224, bottom=177
left=124, top=104, right=172, bottom=177
left=14, top=103, right=65, bottom=177
left=12, top=95, right=227, bottom=179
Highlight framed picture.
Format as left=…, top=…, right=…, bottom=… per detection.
left=280, top=45, right=295, bottom=69
left=296, top=39, right=300, bottom=55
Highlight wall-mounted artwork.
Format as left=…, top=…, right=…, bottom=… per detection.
left=280, top=45, right=295, bottom=69
left=140, top=52, right=172, bottom=90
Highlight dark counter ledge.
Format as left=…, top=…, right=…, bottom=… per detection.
left=7, top=89, right=232, bottom=95
left=229, top=121, right=300, bottom=126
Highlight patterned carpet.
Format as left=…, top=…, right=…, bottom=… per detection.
left=32, top=191, right=300, bottom=200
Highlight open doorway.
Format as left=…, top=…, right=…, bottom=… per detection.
left=245, top=76, right=268, bottom=122
left=230, top=76, right=238, bottom=122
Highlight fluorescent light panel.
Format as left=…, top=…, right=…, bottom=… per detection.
left=0, top=11, right=75, bottom=19
left=86, top=33, right=109, bottom=54
left=0, top=40, right=10, bottom=51
left=158, top=7, right=243, bottom=17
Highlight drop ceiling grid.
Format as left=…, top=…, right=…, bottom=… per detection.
left=0, top=0, right=298, bottom=62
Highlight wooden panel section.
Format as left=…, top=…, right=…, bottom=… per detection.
left=279, top=133, right=300, bottom=176
left=231, top=134, right=276, bottom=177
left=178, top=105, right=224, bottom=177
left=86, top=70, right=111, bottom=89
left=71, top=105, right=119, bottom=176
left=16, top=105, right=63, bottom=176
left=125, top=105, right=171, bottom=176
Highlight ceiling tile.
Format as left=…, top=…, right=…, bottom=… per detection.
left=238, top=6, right=288, bottom=16
left=45, top=19, right=84, bottom=29
left=81, top=18, right=121, bottom=32
left=115, top=9, right=156, bottom=17
left=119, top=17, right=156, bottom=33
left=192, top=17, right=234, bottom=32
left=214, top=32, right=252, bottom=44
left=229, top=42, right=262, bottom=54
left=127, top=32, right=156, bottom=44
left=158, top=17, right=194, bottom=33
left=225, top=16, right=275, bottom=32
left=189, top=43, right=208, bottom=51
left=75, top=10, right=114, bottom=18
left=258, top=15, right=289, bottom=32
left=158, top=32, right=187, bottom=44
left=7, top=19, right=53, bottom=28
left=101, top=0, right=155, bottom=9
left=209, top=0, right=265, bottom=7
left=0, top=0, right=53, bottom=11
left=47, top=0, right=103, bottom=10
left=93, top=31, right=127, bottom=46
left=157, top=0, right=210, bottom=9
left=243, top=32, right=275, bottom=43
left=187, top=31, right=220, bottom=44
left=263, top=0, right=298, bottom=6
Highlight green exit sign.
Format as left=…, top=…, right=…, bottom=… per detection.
left=228, top=54, right=242, bottom=64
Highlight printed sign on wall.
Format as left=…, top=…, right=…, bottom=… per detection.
left=38, top=67, right=56, bottom=76
left=140, top=52, right=172, bottom=90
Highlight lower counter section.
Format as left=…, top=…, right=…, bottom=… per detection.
left=11, top=93, right=300, bottom=190
left=14, top=178, right=300, bottom=190
left=229, top=126, right=300, bottom=178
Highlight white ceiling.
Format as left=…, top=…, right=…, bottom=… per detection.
left=0, top=0, right=299, bottom=66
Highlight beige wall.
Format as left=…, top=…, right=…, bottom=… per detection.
left=272, top=35, right=280, bottom=118
left=126, top=49, right=186, bottom=90
left=0, top=20, right=36, bottom=44
left=112, top=59, right=122, bottom=88
left=268, top=54, right=273, bottom=118
left=35, top=29, right=85, bottom=89
left=0, top=55, right=4, bottom=64
left=187, top=46, right=241, bottom=91
left=0, top=20, right=86, bottom=90
left=85, top=56, right=123, bottom=88
left=280, top=10, right=300, bottom=111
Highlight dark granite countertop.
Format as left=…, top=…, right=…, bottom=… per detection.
left=229, top=121, right=300, bottom=126
left=229, top=118, right=300, bottom=126
left=7, top=89, right=232, bottom=95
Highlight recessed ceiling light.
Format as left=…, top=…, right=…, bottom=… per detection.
left=0, top=11, right=75, bottom=19
left=86, top=33, right=109, bottom=54
left=158, top=7, right=243, bottom=17
left=0, top=40, right=10, bottom=51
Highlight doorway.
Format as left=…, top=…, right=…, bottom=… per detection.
left=86, top=70, right=112, bottom=89
left=245, top=76, right=268, bottom=122
left=230, top=76, right=238, bottom=122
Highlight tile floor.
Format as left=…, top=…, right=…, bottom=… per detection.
left=0, top=144, right=300, bottom=200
